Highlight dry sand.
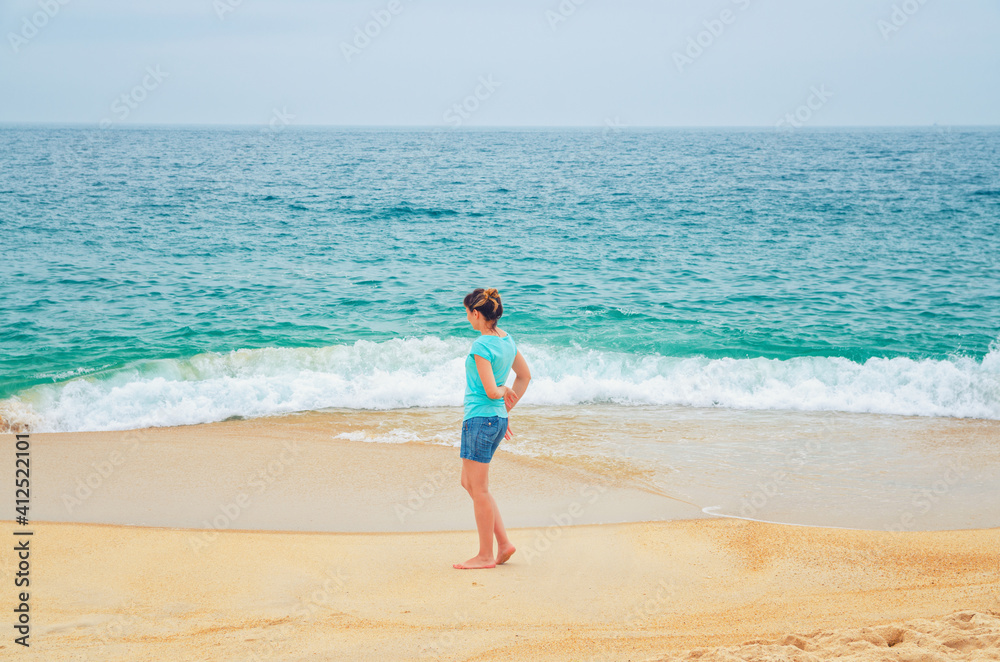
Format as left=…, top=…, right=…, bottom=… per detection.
left=659, top=610, right=1000, bottom=661
left=1, top=519, right=997, bottom=661
left=1, top=416, right=998, bottom=661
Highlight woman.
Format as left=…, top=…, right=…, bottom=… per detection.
left=454, top=287, right=531, bottom=570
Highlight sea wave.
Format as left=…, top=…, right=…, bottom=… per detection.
left=1, top=336, right=997, bottom=432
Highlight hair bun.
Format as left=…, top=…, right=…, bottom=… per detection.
left=463, top=287, right=503, bottom=323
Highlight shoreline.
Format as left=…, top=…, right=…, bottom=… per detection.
left=12, top=406, right=999, bottom=533
left=11, top=411, right=706, bottom=533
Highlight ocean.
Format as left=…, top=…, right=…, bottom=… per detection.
left=3, top=125, right=998, bottom=430
left=2, top=126, right=999, bottom=529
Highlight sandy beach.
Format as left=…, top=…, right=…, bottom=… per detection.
left=3, top=414, right=999, bottom=661
left=2, top=518, right=999, bottom=660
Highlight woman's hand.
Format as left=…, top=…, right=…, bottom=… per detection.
left=502, top=386, right=519, bottom=411
left=504, top=419, right=513, bottom=441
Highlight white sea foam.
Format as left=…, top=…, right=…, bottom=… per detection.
left=2, top=336, right=998, bottom=432
left=333, top=428, right=451, bottom=446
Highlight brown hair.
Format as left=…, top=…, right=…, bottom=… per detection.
left=464, top=288, right=503, bottom=326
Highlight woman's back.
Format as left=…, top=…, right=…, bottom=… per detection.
left=464, top=333, right=516, bottom=420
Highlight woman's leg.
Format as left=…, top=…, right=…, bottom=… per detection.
left=490, top=493, right=508, bottom=546
left=454, top=458, right=496, bottom=569
left=490, top=493, right=516, bottom=564
left=490, top=417, right=515, bottom=564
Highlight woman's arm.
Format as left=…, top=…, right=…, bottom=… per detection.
left=474, top=355, right=504, bottom=400
left=473, top=351, right=530, bottom=409
left=504, top=350, right=530, bottom=411
left=501, top=351, right=530, bottom=440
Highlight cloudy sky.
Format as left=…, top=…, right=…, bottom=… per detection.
left=1, top=0, right=998, bottom=127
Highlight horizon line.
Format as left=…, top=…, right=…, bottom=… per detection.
left=2, top=122, right=998, bottom=130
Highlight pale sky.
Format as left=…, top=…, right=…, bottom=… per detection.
left=1, top=0, right=998, bottom=127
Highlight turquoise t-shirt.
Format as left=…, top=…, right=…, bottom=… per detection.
left=464, top=334, right=517, bottom=421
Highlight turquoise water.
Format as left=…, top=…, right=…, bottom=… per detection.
left=1, top=126, right=999, bottom=431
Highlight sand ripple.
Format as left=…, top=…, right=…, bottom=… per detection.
left=662, top=611, right=1000, bottom=661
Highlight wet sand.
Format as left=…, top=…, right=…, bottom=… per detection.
left=18, top=412, right=703, bottom=531
left=22, top=406, right=1000, bottom=532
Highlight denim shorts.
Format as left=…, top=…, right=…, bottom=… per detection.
left=460, top=416, right=508, bottom=464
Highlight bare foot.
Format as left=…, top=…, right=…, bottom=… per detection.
left=496, top=543, right=516, bottom=565
left=453, top=555, right=496, bottom=570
